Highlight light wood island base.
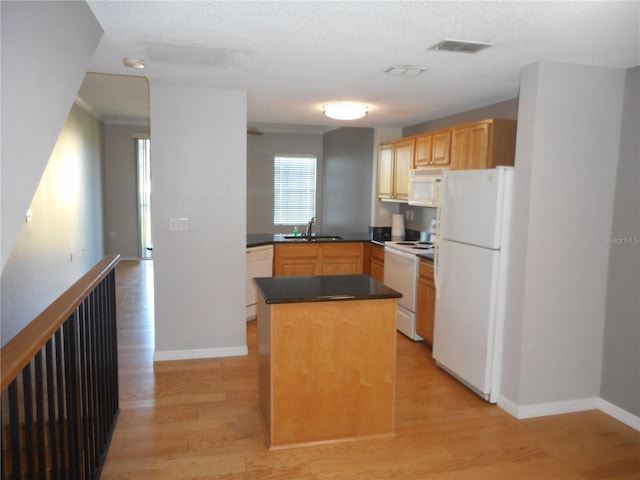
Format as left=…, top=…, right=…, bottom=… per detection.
left=257, top=295, right=397, bottom=449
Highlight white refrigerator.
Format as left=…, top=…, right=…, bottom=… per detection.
left=433, top=167, right=513, bottom=403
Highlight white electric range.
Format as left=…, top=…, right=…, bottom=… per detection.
left=383, top=240, right=434, bottom=340
left=385, top=240, right=434, bottom=255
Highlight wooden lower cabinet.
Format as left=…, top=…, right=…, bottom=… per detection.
left=416, top=258, right=436, bottom=345
left=322, top=243, right=364, bottom=275
left=274, top=242, right=364, bottom=277
left=370, top=243, right=385, bottom=282
left=258, top=295, right=397, bottom=448
left=273, top=244, right=321, bottom=276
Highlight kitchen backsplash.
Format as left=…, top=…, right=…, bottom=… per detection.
left=401, top=204, right=438, bottom=232
left=369, top=226, right=425, bottom=242
left=371, top=205, right=437, bottom=242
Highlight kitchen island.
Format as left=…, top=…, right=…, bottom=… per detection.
left=253, top=274, right=401, bottom=449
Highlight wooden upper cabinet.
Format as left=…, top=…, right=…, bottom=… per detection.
left=414, top=130, right=451, bottom=168
left=377, top=144, right=394, bottom=199
left=393, top=138, right=414, bottom=201
left=414, top=134, right=433, bottom=168
left=431, top=130, right=451, bottom=166
left=450, top=119, right=516, bottom=171
left=377, top=138, right=414, bottom=201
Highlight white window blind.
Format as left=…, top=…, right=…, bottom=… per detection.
left=274, top=155, right=317, bottom=225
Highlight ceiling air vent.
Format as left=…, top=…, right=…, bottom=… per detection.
left=385, top=66, right=427, bottom=75
left=429, top=39, right=493, bottom=54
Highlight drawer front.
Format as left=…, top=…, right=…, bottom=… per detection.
left=419, top=259, right=434, bottom=282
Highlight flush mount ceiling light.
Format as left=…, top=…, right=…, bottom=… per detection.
left=385, top=66, right=427, bottom=75
left=323, top=102, right=368, bottom=120
left=429, top=39, right=493, bottom=54
left=123, top=58, right=145, bottom=69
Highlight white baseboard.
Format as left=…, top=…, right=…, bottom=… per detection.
left=497, top=395, right=640, bottom=432
left=597, top=398, right=640, bottom=431
left=154, top=345, right=248, bottom=362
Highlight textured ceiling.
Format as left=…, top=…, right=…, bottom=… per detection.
left=80, top=1, right=640, bottom=130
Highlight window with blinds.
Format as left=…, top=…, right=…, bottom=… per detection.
left=273, top=155, right=317, bottom=225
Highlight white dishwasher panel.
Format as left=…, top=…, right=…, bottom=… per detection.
left=246, top=245, right=273, bottom=320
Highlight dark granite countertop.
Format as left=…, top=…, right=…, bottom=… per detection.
left=247, top=232, right=372, bottom=248
left=253, top=274, right=402, bottom=304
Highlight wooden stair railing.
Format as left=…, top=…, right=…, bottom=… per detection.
left=1, top=255, right=121, bottom=480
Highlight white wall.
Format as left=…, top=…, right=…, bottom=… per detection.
left=150, top=83, right=247, bottom=359
left=0, top=1, right=102, bottom=270
left=1, top=103, right=105, bottom=344
left=600, top=66, right=640, bottom=416
left=501, top=62, right=626, bottom=409
left=103, top=123, right=150, bottom=258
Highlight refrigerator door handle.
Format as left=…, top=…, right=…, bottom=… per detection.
left=434, top=206, right=442, bottom=298
left=434, top=242, right=441, bottom=299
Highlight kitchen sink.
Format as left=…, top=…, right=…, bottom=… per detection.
left=282, top=235, right=343, bottom=241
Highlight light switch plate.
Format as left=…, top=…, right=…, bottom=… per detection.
left=169, top=217, right=189, bottom=231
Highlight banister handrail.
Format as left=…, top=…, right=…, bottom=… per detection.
left=1, top=254, right=120, bottom=391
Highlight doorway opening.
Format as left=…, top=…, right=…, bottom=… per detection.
left=136, top=137, right=152, bottom=259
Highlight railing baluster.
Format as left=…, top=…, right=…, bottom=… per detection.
left=108, top=270, right=119, bottom=416
left=87, top=295, right=99, bottom=477
left=8, top=380, right=22, bottom=480
left=55, top=328, right=68, bottom=477
left=78, top=300, right=92, bottom=477
left=98, top=285, right=108, bottom=448
left=45, top=339, right=60, bottom=480
left=64, top=316, right=81, bottom=479
left=23, top=361, right=35, bottom=477
left=35, top=351, right=47, bottom=479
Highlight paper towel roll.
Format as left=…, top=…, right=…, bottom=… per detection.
left=391, top=214, right=405, bottom=240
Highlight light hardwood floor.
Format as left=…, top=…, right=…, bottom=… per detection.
left=101, top=260, right=639, bottom=479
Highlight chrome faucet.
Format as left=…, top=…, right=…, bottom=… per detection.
left=305, top=216, right=315, bottom=238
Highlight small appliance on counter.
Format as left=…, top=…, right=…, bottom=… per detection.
left=370, top=226, right=392, bottom=242
left=391, top=214, right=405, bottom=240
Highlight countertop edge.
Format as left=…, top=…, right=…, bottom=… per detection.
left=254, top=274, right=402, bottom=305
left=247, top=233, right=373, bottom=248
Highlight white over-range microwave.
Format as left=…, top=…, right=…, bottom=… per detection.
left=408, top=168, right=448, bottom=207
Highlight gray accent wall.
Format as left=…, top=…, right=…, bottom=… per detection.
left=600, top=66, right=640, bottom=416
left=247, top=132, right=323, bottom=234
left=322, top=127, right=374, bottom=234
left=103, top=123, right=150, bottom=258
left=403, top=98, right=519, bottom=137
left=1, top=104, right=105, bottom=345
